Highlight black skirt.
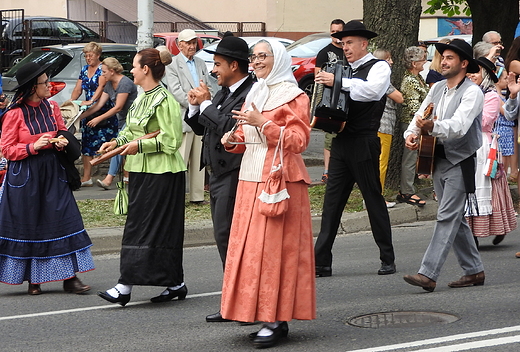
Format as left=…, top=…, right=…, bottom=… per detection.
left=119, top=171, right=186, bottom=286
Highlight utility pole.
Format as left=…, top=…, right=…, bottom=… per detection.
left=137, top=0, right=154, bottom=51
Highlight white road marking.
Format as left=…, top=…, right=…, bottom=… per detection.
left=413, top=335, right=520, bottom=351
left=347, top=325, right=520, bottom=351
left=0, top=291, right=222, bottom=321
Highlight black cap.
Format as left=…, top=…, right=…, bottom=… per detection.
left=476, top=57, right=498, bottom=83
left=204, top=36, right=249, bottom=62
left=331, top=20, right=378, bottom=40
left=435, top=39, right=480, bottom=73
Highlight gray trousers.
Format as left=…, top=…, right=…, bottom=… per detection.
left=418, top=157, right=484, bottom=281
left=400, top=122, right=418, bottom=194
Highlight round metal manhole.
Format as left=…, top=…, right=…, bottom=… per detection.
left=347, top=311, right=460, bottom=328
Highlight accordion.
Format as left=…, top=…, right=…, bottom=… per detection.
left=310, top=60, right=352, bottom=133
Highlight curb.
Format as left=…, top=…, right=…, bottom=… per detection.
left=87, top=202, right=439, bottom=256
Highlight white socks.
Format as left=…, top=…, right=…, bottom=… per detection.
left=106, top=284, right=133, bottom=297
left=256, top=321, right=281, bottom=337
left=160, top=282, right=185, bottom=296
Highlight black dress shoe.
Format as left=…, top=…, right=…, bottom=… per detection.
left=206, top=311, right=232, bottom=322
left=150, top=285, right=188, bottom=303
left=493, top=235, right=505, bottom=245
left=97, top=290, right=131, bottom=307
left=251, top=321, right=289, bottom=348
left=378, top=262, right=396, bottom=275
left=315, top=265, right=332, bottom=277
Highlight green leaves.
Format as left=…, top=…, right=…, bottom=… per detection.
left=424, top=0, right=471, bottom=16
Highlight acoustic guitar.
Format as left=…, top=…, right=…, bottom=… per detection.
left=415, top=103, right=436, bottom=175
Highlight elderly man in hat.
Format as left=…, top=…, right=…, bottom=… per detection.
left=184, top=36, right=255, bottom=322
left=313, top=20, right=396, bottom=277
left=164, top=29, right=211, bottom=204
left=402, top=39, right=485, bottom=292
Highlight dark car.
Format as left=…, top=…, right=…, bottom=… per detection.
left=286, top=32, right=332, bottom=97
left=1, top=43, right=137, bottom=105
left=1, top=16, right=105, bottom=69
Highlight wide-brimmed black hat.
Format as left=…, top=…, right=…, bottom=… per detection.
left=204, top=36, right=249, bottom=62
left=435, top=39, right=480, bottom=73
left=476, top=56, right=498, bottom=83
left=13, top=62, right=52, bottom=90
left=331, top=20, right=378, bottom=40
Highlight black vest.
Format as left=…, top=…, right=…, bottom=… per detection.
left=339, top=59, right=387, bottom=137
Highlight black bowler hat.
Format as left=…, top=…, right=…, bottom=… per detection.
left=331, top=20, right=378, bottom=40
left=204, top=36, right=249, bottom=62
left=13, top=62, right=52, bottom=90
left=476, top=56, right=498, bottom=83
left=435, top=39, right=480, bottom=73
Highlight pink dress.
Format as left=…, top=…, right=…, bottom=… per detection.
left=220, top=93, right=316, bottom=323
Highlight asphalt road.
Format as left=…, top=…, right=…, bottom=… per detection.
left=2, top=220, right=520, bottom=351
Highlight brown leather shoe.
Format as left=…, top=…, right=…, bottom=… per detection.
left=28, top=283, right=42, bottom=295
left=448, top=271, right=485, bottom=288
left=63, top=276, right=91, bottom=294
left=403, top=273, right=436, bottom=292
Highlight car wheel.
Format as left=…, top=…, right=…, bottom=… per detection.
left=10, top=56, right=23, bottom=67
left=299, top=76, right=314, bottom=98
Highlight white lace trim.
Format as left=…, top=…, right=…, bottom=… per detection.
left=258, top=188, right=290, bottom=204
left=263, top=82, right=303, bottom=111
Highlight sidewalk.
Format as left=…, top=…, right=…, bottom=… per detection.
left=78, top=161, right=439, bottom=255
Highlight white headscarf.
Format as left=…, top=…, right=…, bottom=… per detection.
left=243, top=38, right=300, bottom=112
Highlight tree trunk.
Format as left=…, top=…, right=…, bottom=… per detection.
left=363, top=0, right=423, bottom=191
left=467, top=0, right=519, bottom=59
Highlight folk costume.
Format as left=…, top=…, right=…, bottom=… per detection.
left=220, top=39, right=316, bottom=324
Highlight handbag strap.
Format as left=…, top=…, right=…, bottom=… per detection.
left=270, top=126, right=285, bottom=170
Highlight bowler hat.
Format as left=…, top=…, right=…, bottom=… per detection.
left=204, top=36, right=249, bottom=62
left=476, top=56, right=498, bottom=83
left=331, top=20, right=378, bottom=40
left=435, top=39, right=479, bottom=73
left=13, top=62, right=52, bottom=90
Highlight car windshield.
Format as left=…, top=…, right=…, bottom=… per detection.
left=4, top=50, right=71, bottom=79
left=195, top=42, right=217, bottom=62
left=286, top=37, right=331, bottom=58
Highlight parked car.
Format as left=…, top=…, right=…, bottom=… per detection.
left=422, top=34, right=472, bottom=61
left=286, top=32, right=332, bottom=97
left=1, top=16, right=106, bottom=69
left=195, top=36, right=294, bottom=73
left=153, top=32, right=221, bottom=55
left=1, top=43, right=137, bottom=105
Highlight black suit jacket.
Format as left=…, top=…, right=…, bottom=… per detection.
left=185, top=75, right=255, bottom=177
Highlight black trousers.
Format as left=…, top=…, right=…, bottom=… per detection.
left=209, top=169, right=240, bottom=267
left=314, top=135, right=395, bottom=267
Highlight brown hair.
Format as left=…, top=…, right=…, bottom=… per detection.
left=137, top=48, right=171, bottom=81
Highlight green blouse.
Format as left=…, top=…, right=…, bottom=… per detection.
left=116, top=85, right=187, bottom=174
left=400, top=70, right=429, bottom=124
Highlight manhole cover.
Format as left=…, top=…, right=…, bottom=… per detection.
left=347, top=311, right=459, bottom=328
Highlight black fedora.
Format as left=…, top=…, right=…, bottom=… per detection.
left=13, top=61, right=52, bottom=90
left=331, top=20, right=378, bottom=40
left=435, top=39, right=479, bottom=73
left=204, top=36, right=249, bottom=62
left=476, top=56, right=498, bottom=83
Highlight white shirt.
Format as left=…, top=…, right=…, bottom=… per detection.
left=341, top=53, right=391, bottom=102
left=188, top=76, right=249, bottom=117
left=404, top=80, right=484, bottom=142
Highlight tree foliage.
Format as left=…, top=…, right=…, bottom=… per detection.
left=423, top=0, right=470, bottom=17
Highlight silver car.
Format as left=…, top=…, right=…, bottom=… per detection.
left=1, top=43, right=137, bottom=105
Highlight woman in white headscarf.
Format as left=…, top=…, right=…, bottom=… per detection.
left=220, top=39, right=315, bottom=349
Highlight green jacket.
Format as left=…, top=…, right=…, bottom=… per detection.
left=116, top=85, right=186, bottom=174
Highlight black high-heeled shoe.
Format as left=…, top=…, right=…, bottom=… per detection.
left=150, top=285, right=188, bottom=303
left=250, top=321, right=289, bottom=348
left=97, top=289, right=131, bottom=307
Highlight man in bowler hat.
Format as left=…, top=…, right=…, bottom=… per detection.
left=403, top=39, right=485, bottom=292
left=313, top=20, right=396, bottom=277
left=185, top=36, right=255, bottom=322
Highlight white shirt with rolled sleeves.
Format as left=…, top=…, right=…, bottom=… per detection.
left=340, top=53, right=391, bottom=102
left=403, top=81, right=484, bottom=142
left=504, top=94, right=520, bottom=121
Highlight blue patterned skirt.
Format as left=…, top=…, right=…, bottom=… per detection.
left=0, top=150, right=94, bottom=285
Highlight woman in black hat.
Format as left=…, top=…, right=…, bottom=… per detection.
left=0, top=62, right=94, bottom=295
left=466, top=57, right=517, bottom=245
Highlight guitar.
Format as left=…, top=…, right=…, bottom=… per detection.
left=415, top=103, right=436, bottom=175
